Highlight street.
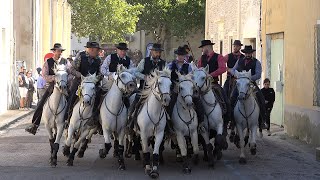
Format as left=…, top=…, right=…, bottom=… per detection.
left=0, top=113, right=319, bottom=180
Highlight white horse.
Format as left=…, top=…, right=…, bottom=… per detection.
left=42, top=64, right=68, bottom=167
left=136, top=69, right=171, bottom=179
left=98, top=65, right=136, bottom=170
left=234, top=70, right=260, bottom=164
left=171, top=73, right=199, bottom=174
left=63, top=73, right=99, bottom=166
left=192, top=65, right=225, bottom=167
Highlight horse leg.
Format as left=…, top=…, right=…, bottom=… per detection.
left=176, top=132, right=191, bottom=174
left=159, top=140, right=165, bottom=164
left=141, top=134, right=151, bottom=175
left=78, top=127, right=96, bottom=158
left=99, top=127, right=112, bottom=159
left=191, top=131, right=199, bottom=166
left=133, top=134, right=141, bottom=161
left=45, top=124, right=55, bottom=165
left=244, top=130, right=249, bottom=147
left=67, top=128, right=90, bottom=166
left=172, top=137, right=182, bottom=162
left=63, top=124, right=75, bottom=157
left=200, top=130, right=213, bottom=167
left=50, top=122, right=64, bottom=166
left=125, top=134, right=133, bottom=158
left=214, top=123, right=225, bottom=161
left=150, top=131, right=164, bottom=178
left=250, top=126, right=257, bottom=156
left=116, top=129, right=126, bottom=170
left=113, top=136, right=119, bottom=158
left=236, top=125, right=246, bottom=164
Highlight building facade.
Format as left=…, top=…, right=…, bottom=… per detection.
left=0, top=0, right=71, bottom=114
left=261, top=0, right=320, bottom=146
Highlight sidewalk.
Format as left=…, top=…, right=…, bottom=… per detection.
left=0, top=109, right=34, bottom=131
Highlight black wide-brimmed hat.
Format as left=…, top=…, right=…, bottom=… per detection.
left=233, top=40, right=243, bottom=46
left=50, top=43, right=65, bottom=51
left=150, top=43, right=164, bottom=51
left=116, top=43, right=129, bottom=50
left=84, top=41, right=101, bottom=49
left=241, top=45, right=256, bottom=53
left=174, top=46, right=188, bottom=55
left=199, top=40, right=215, bottom=48
left=183, top=44, right=190, bottom=50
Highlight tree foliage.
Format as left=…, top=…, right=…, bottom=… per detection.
left=127, top=0, right=205, bottom=44
left=68, top=0, right=143, bottom=43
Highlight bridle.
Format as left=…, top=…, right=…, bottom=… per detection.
left=79, top=81, right=96, bottom=105
left=177, top=79, right=194, bottom=109
left=114, top=72, right=136, bottom=96
left=236, top=77, right=254, bottom=101
left=196, top=69, right=211, bottom=95
left=152, top=75, right=171, bottom=103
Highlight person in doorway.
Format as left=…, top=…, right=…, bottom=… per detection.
left=261, top=78, right=275, bottom=136
left=36, top=68, right=46, bottom=103
left=18, top=66, right=28, bottom=110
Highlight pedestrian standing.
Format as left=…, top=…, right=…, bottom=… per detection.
left=26, top=70, right=35, bottom=108
left=18, top=66, right=28, bottom=110
left=261, top=78, right=275, bottom=136
left=36, top=68, right=46, bottom=104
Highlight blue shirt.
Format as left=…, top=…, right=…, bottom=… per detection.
left=37, top=75, right=46, bottom=89
left=230, top=59, right=262, bottom=81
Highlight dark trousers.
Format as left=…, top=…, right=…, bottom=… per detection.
left=31, top=83, right=54, bottom=126
left=223, top=76, right=236, bottom=99
left=266, top=108, right=272, bottom=130
left=64, top=79, right=80, bottom=121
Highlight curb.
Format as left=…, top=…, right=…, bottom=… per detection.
left=0, top=110, right=35, bottom=131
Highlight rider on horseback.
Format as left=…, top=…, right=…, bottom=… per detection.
left=65, top=41, right=102, bottom=126
left=127, top=43, right=166, bottom=127
left=167, top=46, right=204, bottom=128
left=100, top=43, right=134, bottom=109
left=230, top=45, right=268, bottom=130
left=25, top=43, right=68, bottom=135
left=197, top=40, right=230, bottom=135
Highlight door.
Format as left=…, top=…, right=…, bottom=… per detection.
left=270, top=33, right=284, bottom=126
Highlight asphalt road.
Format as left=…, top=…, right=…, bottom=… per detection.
left=0, top=113, right=319, bottom=180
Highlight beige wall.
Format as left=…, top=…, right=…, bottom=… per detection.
left=262, top=0, right=320, bottom=108
left=205, top=0, right=261, bottom=59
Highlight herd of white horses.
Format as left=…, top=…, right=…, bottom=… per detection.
left=41, top=63, right=261, bottom=178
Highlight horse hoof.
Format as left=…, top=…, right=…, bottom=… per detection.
left=176, top=156, right=183, bottom=163
left=134, top=153, right=141, bottom=161
left=250, top=148, right=257, bottom=155
left=66, top=159, right=73, bottom=166
left=77, top=150, right=84, bottom=158
left=217, top=151, right=223, bottom=160
left=125, top=153, right=132, bottom=158
left=182, top=167, right=191, bottom=174
left=144, top=165, right=151, bottom=175
left=149, top=170, right=159, bottom=179
left=239, top=157, right=247, bottom=164
left=63, top=146, right=70, bottom=157
left=99, top=149, right=107, bottom=159
left=118, top=164, right=126, bottom=171
left=50, top=158, right=57, bottom=167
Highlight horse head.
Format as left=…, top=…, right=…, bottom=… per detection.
left=115, top=65, right=137, bottom=94
left=152, top=68, right=172, bottom=106
left=235, top=70, right=255, bottom=100
left=79, top=73, right=99, bottom=106
left=192, top=65, right=211, bottom=92
left=177, top=72, right=195, bottom=109
left=53, top=64, right=68, bottom=93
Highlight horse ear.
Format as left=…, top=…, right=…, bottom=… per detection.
left=117, top=64, right=125, bottom=74
left=81, top=75, right=85, bottom=81
left=53, top=64, right=58, bottom=74
left=204, top=65, right=209, bottom=73
left=247, top=69, right=252, bottom=76
left=154, top=69, right=160, bottom=76
left=190, top=62, right=197, bottom=71
left=176, top=70, right=182, bottom=79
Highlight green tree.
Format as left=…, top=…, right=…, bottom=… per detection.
left=68, top=0, right=143, bottom=43
left=127, top=0, right=205, bottom=45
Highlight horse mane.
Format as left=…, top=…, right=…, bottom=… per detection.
left=140, top=68, right=171, bottom=102
left=237, top=70, right=251, bottom=79
left=81, top=74, right=99, bottom=85
left=54, top=64, right=67, bottom=73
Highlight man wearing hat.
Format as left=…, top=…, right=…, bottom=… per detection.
left=127, top=43, right=166, bottom=128
left=65, top=41, right=103, bottom=126
left=26, top=43, right=68, bottom=135
left=230, top=45, right=267, bottom=129
left=223, top=40, right=245, bottom=97
left=197, top=40, right=231, bottom=143
left=183, top=44, right=194, bottom=63
left=101, top=42, right=134, bottom=78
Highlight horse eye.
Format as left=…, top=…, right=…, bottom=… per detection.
left=202, top=77, right=205, bottom=80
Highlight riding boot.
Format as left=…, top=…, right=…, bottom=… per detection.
left=87, top=87, right=102, bottom=127
left=127, top=94, right=141, bottom=128
left=64, top=80, right=80, bottom=126
left=25, top=83, right=54, bottom=135
left=123, top=97, right=130, bottom=109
